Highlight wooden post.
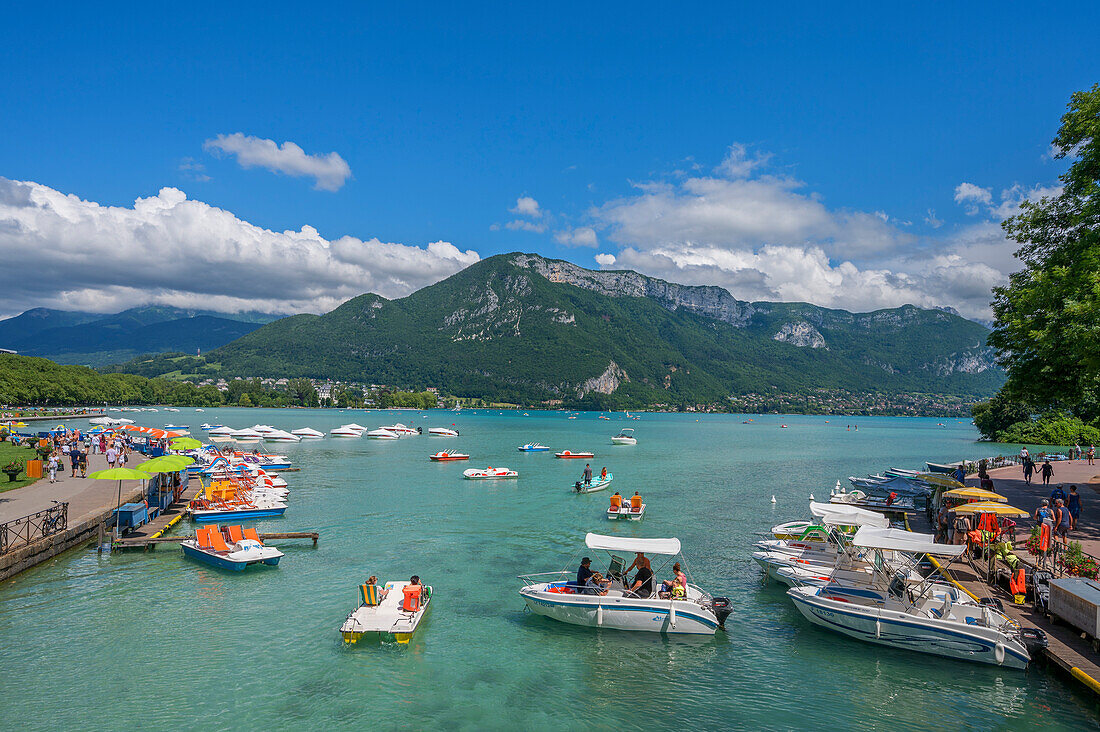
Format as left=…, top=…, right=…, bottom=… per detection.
left=97, top=522, right=105, bottom=553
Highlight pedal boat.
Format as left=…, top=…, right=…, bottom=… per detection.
left=180, top=525, right=283, bottom=570
left=555, top=450, right=595, bottom=459
left=340, top=581, right=432, bottom=645
left=429, top=450, right=469, bottom=461
left=519, top=533, right=731, bottom=635
left=463, top=466, right=519, bottom=479
left=573, top=473, right=613, bottom=493
left=607, top=498, right=645, bottom=520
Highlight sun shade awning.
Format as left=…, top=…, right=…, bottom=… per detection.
left=809, top=501, right=890, bottom=528
left=585, top=533, right=681, bottom=555
left=853, top=526, right=965, bottom=557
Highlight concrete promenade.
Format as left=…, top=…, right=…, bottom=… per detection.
left=0, top=452, right=145, bottom=525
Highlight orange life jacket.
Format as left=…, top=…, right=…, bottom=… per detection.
left=402, top=584, right=421, bottom=612
left=631, top=494, right=642, bottom=509
left=1039, top=524, right=1051, bottom=552
left=1009, top=568, right=1026, bottom=595
left=610, top=494, right=622, bottom=508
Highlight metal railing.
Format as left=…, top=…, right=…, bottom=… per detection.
left=0, top=502, right=68, bottom=554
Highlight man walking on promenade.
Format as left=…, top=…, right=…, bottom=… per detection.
left=1023, top=458, right=1035, bottom=485
left=1051, top=484, right=1067, bottom=505
left=1055, top=498, right=1073, bottom=546
left=1041, top=460, right=1054, bottom=486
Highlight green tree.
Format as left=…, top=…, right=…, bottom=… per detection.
left=238, top=392, right=253, bottom=407
left=989, top=85, right=1100, bottom=419
left=971, top=392, right=1032, bottom=440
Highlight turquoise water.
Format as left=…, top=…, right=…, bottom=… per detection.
left=1, top=409, right=1097, bottom=730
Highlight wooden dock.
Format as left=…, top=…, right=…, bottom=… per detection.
left=112, top=531, right=318, bottom=550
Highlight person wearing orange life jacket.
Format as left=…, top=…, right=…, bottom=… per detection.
left=630, top=491, right=642, bottom=511
left=402, top=576, right=426, bottom=612
left=610, top=492, right=623, bottom=510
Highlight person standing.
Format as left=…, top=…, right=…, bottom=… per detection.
left=105, top=445, right=117, bottom=469
left=47, top=452, right=58, bottom=483
left=1041, top=460, right=1054, bottom=486
left=1022, top=459, right=1034, bottom=485
left=1090, top=445, right=1096, bottom=466
left=582, top=463, right=592, bottom=486
left=1055, top=498, right=1073, bottom=546
left=1050, top=484, right=1067, bottom=505
left=951, top=464, right=966, bottom=485
left=1068, top=485, right=1083, bottom=530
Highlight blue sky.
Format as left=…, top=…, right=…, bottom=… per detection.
left=1, top=3, right=1097, bottom=319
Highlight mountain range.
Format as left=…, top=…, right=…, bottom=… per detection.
left=0, top=306, right=282, bottom=366
left=112, top=253, right=1003, bottom=408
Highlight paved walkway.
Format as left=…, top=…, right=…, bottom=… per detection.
left=0, top=452, right=145, bottom=525
left=982, top=459, right=1100, bottom=556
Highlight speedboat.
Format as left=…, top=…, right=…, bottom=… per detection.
left=251, top=424, right=278, bottom=434
left=428, top=427, right=459, bottom=437
left=429, top=450, right=469, bottom=461
left=831, top=487, right=915, bottom=510
left=330, top=426, right=363, bottom=438
left=207, top=426, right=233, bottom=436
left=291, top=427, right=325, bottom=439
left=366, top=428, right=399, bottom=439
left=180, top=525, right=283, bottom=570
left=340, top=580, right=432, bottom=645
left=771, top=501, right=888, bottom=542
left=381, top=423, right=421, bottom=436
left=229, top=428, right=263, bottom=443
left=518, top=533, right=731, bottom=635
left=463, top=466, right=518, bottom=479
left=786, top=526, right=1043, bottom=669
left=610, top=429, right=637, bottom=446
left=573, top=472, right=613, bottom=493
left=555, top=450, right=594, bottom=459
left=607, top=493, right=645, bottom=520
left=518, top=443, right=550, bottom=452
left=263, top=429, right=301, bottom=443
left=925, top=461, right=963, bottom=474
left=884, top=468, right=922, bottom=478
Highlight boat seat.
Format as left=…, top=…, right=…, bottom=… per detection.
left=243, top=527, right=262, bottom=543
left=208, top=528, right=231, bottom=552
left=360, top=584, right=383, bottom=606
left=226, top=525, right=245, bottom=543
left=607, top=555, right=626, bottom=582
left=195, top=526, right=211, bottom=549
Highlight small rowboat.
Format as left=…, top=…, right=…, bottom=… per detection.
left=518, top=443, right=550, bottom=452
left=555, top=450, right=594, bottom=459
left=573, top=473, right=613, bottom=493
left=341, top=581, right=432, bottom=645
left=429, top=450, right=469, bottom=461
left=463, top=466, right=519, bottom=479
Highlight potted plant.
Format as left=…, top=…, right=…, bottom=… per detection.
left=2, top=460, right=24, bottom=482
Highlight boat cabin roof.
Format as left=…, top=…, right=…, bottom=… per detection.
left=810, top=501, right=889, bottom=528
left=585, top=532, right=680, bottom=555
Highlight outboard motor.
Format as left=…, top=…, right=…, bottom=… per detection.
left=574, top=481, right=583, bottom=493
left=708, top=597, right=733, bottom=629
left=417, top=426, right=423, bottom=434
left=1020, top=627, right=1049, bottom=658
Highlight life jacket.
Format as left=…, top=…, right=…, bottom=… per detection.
left=631, top=494, right=642, bottom=509
left=610, top=494, right=622, bottom=508
left=1039, top=524, right=1051, bottom=552
left=1009, top=568, right=1026, bottom=595
left=402, top=584, right=421, bottom=612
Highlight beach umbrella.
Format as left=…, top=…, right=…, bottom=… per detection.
left=918, top=474, right=965, bottom=489
left=87, top=467, right=155, bottom=539
left=170, top=437, right=202, bottom=450
left=953, top=501, right=1030, bottom=517
left=134, top=455, right=194, bottom=473
left=943, top=487, right=1008, bottom=503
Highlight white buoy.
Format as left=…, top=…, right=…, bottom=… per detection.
left=770, top=495, right=777, bottom=504
left=809, top=493, right=815, bottom=501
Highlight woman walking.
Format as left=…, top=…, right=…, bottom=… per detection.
left=47, top=453, right=58, bottom=483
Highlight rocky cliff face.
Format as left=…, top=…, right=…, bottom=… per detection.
left=772, top=321, right=826, bottom=348
left=512, top=254, right=757, bottom=327
left=923, top=348, right=998, bottom=376
left=577, top=360, right=629, bottom=398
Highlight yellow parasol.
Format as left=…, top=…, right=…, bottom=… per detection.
left=943, top=487, right=1008, bottom=503
left=953, top=501, right=1030, bottom=517
left=918, top=473, right=965, bottom=489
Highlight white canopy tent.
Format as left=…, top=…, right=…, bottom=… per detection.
left=852, top=526, right=966, bottom=557
left=585, top=533, right=681, bottom=556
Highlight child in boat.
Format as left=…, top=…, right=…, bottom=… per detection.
left=659, top=563, right=687, bottom=599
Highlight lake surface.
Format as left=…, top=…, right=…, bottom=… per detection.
left=2, top=409, right=1097, bottom=730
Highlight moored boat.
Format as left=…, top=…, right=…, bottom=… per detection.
left=180, top=525, right=283, bottom=570
left=428, top=427, right=459, bottom=437
left=366, top=428, right=399, bottom=439
left=429, top=450, right=469, bottom=461
left=330, top=426, right=363, bottom=438
left=291, top=427, right=325, bottom=439
left=555, top=450, right=594, bottom=459
left=381, top=423, right=420, bottom=436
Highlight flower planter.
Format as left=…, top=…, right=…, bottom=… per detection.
left=3, top=470, right=20, bottom=482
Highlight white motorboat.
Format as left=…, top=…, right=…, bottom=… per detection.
left=381, top=423, right=420, bottom=436
left=229, top=428, right=263, bottom=443
left=428, top=427, right=459, bottom=437
left=517, top=443, right=550, bottom=452
left=831, top=487, right=915, bottom=510
left=165, top=408, right=179, bottom=412
left=340, top=580, right=432, bottom=645
left=519, top=534, right=731, bottom=635
left=330, top=426, right=363, bottom=438
left=366, top=428, right=399, bottom=439
left=771, top=501, right=888, bottom=541
left=610, top=428, right=637, bottom=446
left=263, top=429, right=301, bottom=443
left=251, top=424, right=278, bottom=434
left=206, top=426, right=233, bottom=436
left=786, top=526, right=1042, bottom=669
left=463, top=466, right=518, bottom=479
left=291, top=427, right=325, bottom=439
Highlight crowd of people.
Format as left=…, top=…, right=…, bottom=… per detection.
left=36, top=428, right=133, bottom=483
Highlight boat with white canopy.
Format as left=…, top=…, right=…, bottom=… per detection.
left=428, top=427, right=459, bottom=437
left=381, top=423, right=420, bottom=436
left=263, top=429, right=301, bottom=443
left=786, top=526, right=1044, bottom=669
left=331, top=425, right=363, bottom=438
left=291, top=427, right=325, bottom=439
left=610, top=428, right=637, bottom=445
left=519, top=533, right=731, bottom=635
left=366, top=428, right=399, bottom=439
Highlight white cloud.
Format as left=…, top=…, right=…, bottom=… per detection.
left=510, top=196, right=542, bottom=218
left=953, top=182, right=993, bottom=214
left=505, top=219, right=547, bottom=233
left=715, top=143, right=772, bottom=179
left=554, top=226, right=598, bottom=248
left=203, top=133, right=352, bottom=191
left=924, top=208, right=943, bottom=228
left=594, top=253, right=616, bottom=267
left=0, top=178, right=478, bottom=317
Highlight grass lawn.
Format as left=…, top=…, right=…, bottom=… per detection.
left=0, top=440, right=43, bottom=493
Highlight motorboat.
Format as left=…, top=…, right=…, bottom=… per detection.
left=518, top=533, right=732, bottom=635
left=330, top=426, right=363, bottom=438
left=884, top=468, right=922, bottom=479
left=606, top=493, right=645, bottom=520
left=463, top=466, right=518, bottom=479
left=786, top=526, right=1042, bottom=669
left=831, top=487, right=915, bottom=510
left=165, top=408, right=180, bottom=412
left=207, top=426, right=233, bottom=436
left=555, top=450, right=594, bottom=459
left=848, top=475, right=929, bottom=498
left=229, top=428, right=263, bottom=443
left=291, top=427, right=325, bottom=439
left=573, top=472, right=613, bottom=494
left=925, top=461, right=963, bottom=474
left=610, top=429, right=637, bottom=446
left=180, top=525, right=283, bottom=570
left=381, top=423, right=421, bottom=436
left=428, top=427, right=459, bottom=437
left=251, top=424, right=278, bottom=434
left=263, top=429, right=301, bottom=443
left=340, top=580, right=432, bottom=645
left=771, top=501, right=888, bottom=542
left=518, top=443, right=550, bottom=452
left=366, top=428, right=399, bottom=439
left=429, top=450, right=469, bottom=461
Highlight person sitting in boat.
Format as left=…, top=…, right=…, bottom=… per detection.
left=658, top=562, right=688, bottom=599
left=630, top=491, right=642, bottom=511
left=403, top=576, right=426, bottom=612
left=610, top=492, right=623, bottom=510
left=583, top=464, right=593, bottom=486
left=600, top=466, right=608, bottom=480
left=586, top=571, right=611, bottom=596
left=625, top=556, right=655, bottom=598
left=361, top=575, right=388, bottom=606
left=576, top=557, right=595, bottom=589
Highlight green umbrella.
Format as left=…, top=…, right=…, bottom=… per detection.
left=170, top=437, right=202, bottom=450
left=135, top=455, right=194, bottom=473
left=88, top=467, right=154, bottom=540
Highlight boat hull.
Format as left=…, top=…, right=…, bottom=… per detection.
left=607, top=504, right=645, bottom=520
left=181, top=543, right=281, bottom=570
left=191, top=506, right=287, bottom=521
left=520, top=588, right=717, bottom=635
left=787, top=587, right=1029, bottom=669
left=610, top=438, right=637, bottom=445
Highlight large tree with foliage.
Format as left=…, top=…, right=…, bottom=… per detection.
left=988, top=84, right=1100, bottom=421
